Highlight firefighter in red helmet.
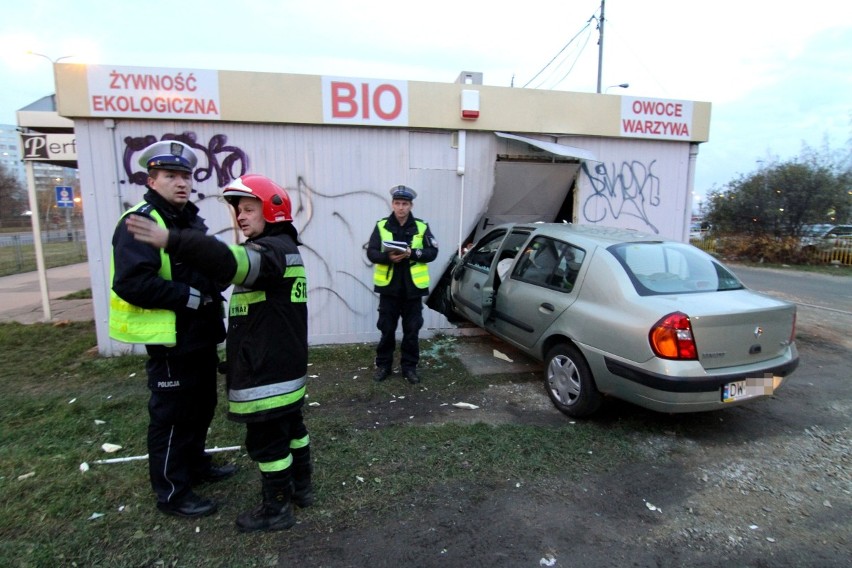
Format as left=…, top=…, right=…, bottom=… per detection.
left=126, top=173, right=312, bottom=533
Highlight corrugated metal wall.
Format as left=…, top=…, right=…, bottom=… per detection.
left=78, top=121, right=503, bottom=354
left=76, top=120, right=691, bottom=355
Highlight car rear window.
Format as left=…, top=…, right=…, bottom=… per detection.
left=609, top=242, right=744, bottom=295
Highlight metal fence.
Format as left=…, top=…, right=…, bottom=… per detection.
left=0, top=231, right=88, bottom=276
left=808, top=246, right=852, bottom=265
left=689, top=236, right=852, bottom=266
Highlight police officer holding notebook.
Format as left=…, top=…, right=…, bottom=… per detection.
left=366, top=185, right=439, bottom=384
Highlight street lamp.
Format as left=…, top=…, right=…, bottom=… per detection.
left=605, top=83, right=629, bottom=94
left=26, top=51, right=74, bottom=64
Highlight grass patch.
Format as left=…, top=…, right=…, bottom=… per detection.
left=60, top=288, right=93, bottom=300
left=0, top=324, right=641, bottom=567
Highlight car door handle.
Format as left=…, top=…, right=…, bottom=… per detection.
left=473, top=283, right=480, bottom=290
left=540, top=303, right=555, bottom=312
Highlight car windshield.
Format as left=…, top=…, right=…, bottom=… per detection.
left=609, top=242, right=744, bottom=295
left=802, top=224, right=833, bottom=237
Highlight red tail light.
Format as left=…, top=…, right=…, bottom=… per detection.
left=649, top=312, right=697, bottom=360
left=790, top=311, right=797, bottom=343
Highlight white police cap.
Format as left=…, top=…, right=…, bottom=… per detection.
left=389, top=185, right=417, bottom=201
left=139, top=140, right=198, bottom=173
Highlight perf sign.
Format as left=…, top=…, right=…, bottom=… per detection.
left=321, top=77, right=409, bottom=126
left=620, top=97, right=693, bottom=141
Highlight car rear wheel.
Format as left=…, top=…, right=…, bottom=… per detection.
left=544, top=343, right=601, bottom=418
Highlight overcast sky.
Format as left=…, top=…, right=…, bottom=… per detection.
left=1, top=0, right=849, bottom=201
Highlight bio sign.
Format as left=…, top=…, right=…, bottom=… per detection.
left=322, top=77, right=408, bottom=126
left=620, top=97, right=694, bottom=141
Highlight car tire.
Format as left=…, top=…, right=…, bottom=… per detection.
left=544, top=343, right=601, bottom=418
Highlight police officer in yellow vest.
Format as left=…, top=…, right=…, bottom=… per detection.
left=366, top=185, right=439, bottom=384
left=109, top=140, right=233, bottom=518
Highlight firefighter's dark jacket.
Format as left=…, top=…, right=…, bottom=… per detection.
left=366, top=213, right=438, bottom=298
left=162, top=222, right=309, bottom=423
left=111, top=189, right=226, bottom=355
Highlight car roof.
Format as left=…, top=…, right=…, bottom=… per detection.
left=497, top=222, right=665, bottom=247
left=804, top=223, right=851, bottom=234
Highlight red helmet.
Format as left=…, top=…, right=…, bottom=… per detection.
left=222, top=174, right=292, bottom=223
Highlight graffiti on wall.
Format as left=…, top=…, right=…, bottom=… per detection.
left=290, top=175, right=389, bottom=319
left=117, top=135, right=398, bottom=324
left=580, top=160, right=661, bottom=234
left=123, top=132, right=249, bottom=190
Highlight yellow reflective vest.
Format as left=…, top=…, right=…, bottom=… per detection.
left=373, top=220, right=430, bottom=289
left=108, top=205, right=177, bottom=345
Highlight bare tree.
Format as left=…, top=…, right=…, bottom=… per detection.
left=0, top=163, right=27, bottom=228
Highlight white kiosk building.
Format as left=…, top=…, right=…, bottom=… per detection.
left=52, top=64, right=711, bottom=355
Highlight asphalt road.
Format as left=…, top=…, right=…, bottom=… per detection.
left=729, top=263, right=852, bottom=314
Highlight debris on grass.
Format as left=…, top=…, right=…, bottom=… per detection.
left=492, top=349, right=513, bottom=362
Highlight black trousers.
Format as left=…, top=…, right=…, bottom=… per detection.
left=146, top=345, right=219, bottom=504
left=375, top=294, right=424, bottom=373
left=244, top=410, right=310, bottom=482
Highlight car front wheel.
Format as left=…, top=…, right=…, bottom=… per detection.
left=544, top=343, right=601, bottom=418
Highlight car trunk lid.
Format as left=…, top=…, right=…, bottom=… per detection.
left=654, top=290, right=796, bottom=370
left=651, top=290, right=796, bottom=370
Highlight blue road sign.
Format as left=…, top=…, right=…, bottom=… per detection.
left=55, top=186, right=74, bottom=208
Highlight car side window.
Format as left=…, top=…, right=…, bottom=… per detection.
left=464, top=230, right=506, bottom=271
left=464, top=229, right=532, bottom=274
left=514, top=236, right=585, bottom=291
left=827, top=226, right=852, bottom=238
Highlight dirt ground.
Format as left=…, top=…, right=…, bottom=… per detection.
left=278, top=309, right=851, bottom=567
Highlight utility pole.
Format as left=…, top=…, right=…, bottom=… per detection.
left=596, top=0, right=606, bottom=93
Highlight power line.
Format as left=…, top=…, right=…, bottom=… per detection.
left=522, top=13, right=597, bottom=89
left=603, top=17, right=669, bottom=96
left=546, top=27, right=595, bottom=90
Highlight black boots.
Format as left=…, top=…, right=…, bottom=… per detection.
left=156, top=491, right=217, bottom=518
left=292, top=464, right=314, bottom=508
left=235, top=476, right=295, bottom=533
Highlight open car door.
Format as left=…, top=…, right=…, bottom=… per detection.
left=449, top=225, right=534, bottom=325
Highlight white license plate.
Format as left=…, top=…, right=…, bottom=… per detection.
left=721, top=377, right=777, bottom=402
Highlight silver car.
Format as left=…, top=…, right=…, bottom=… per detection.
left=433, top=223, right=799, bottom=417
